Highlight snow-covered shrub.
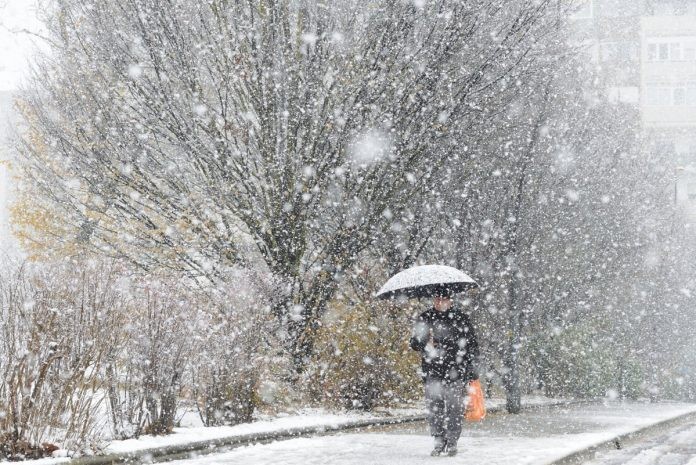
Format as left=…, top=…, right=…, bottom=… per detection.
left=533, top=323, right=643, bottom=400
left=101, top=266, right=279, bottom=435
left=189, top=270, right=277, bottom=426
left=308, top=299, right=421, bottom=410
left=0, top=260, right=126, bottom=458
left=191, top=306, right=268, bottom=426
left=105, top=277, right=197, bottom=437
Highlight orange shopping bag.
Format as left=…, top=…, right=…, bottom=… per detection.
left=465, top=379, right=486, bottom=422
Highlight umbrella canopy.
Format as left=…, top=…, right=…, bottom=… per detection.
left=375, top=265, right=478, bottom=300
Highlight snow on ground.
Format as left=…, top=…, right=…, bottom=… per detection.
left=164, top=402, right=696, bottom=465
left=106, top=396, right=562, bottom=454
left=6, top=459, right=70, bottom=465
left=106, top=410, right=383, bottom=454
left=9, top=397, right=683, bottom=465
left=0, top=397, right=574, bottom=465
left=585, top=421, right=696, bottom=465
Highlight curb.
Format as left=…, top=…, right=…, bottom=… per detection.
left=545, top=407, right=696, bottom=465
left=71, top=400, right=577, bottom=465
left=71, top=415, right=427, bottom=465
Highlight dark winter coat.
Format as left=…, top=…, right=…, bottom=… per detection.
left=409, top=306, right=479, bottom=383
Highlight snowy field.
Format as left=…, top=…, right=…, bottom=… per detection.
left=163, top=402, right=696, bottom=465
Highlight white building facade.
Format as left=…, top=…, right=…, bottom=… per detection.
left=575, top=0, right=696, bottom=212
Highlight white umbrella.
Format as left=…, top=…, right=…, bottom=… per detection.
left=375, top=265, right=478, bottom=300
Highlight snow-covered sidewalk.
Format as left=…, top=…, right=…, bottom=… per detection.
left=102, top=396, right=561, bottom=456
left=14, top=397, right=564, bottom=465
left=161, top=401, right=696, bottom=465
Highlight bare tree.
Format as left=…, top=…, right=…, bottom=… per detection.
left=15, top=0, right=570, bottom=371
left=415, top=44, right=676, bottom=411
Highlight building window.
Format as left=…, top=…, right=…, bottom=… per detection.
left=660, top=43, right=670, bottom=60
left=647, top=2, right=696, bottom=15
left=599, top=41, right=639, bottom=62
left=672, top=42, right=682, bottom=60
left=645, top=83, right=671, bottom=105
left=645, top=82, right=696, bottom=106
left=686, top=42, right=696, bottom=61
left=600, top=0, right=638, bottom=17
left=646, top=37, right=696, bottom=62
left=687, top=181, right=696, bottom=200
left=687, top=83, right=696, bottom=106
left=648, top=44, right=656, bottom=61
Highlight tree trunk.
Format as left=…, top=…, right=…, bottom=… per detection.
left=503, top=142, right=535, bottom=414
left=504, top=272, right=523, bottom=414
left=277, top=261, right=346, bottom=377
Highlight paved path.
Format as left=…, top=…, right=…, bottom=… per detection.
left=164, top=402, right=696, bottom=465
left=586, top=422, right=696, bottom=465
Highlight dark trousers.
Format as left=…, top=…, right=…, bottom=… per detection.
left=425, top=378, right=466, bottom=445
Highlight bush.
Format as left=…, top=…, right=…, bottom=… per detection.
left=109, top=267, right=277, bottom=433
left=190, top=297, right=269, bottom=426
left=0, top=259, right=279, bottom=456
left=0, top=261, right=123, bottom=458
left=107, top=279, right=196, bottom=437
left=533, top=323, right=643, bottom=400
left=308, top=299, right=421, bottom=410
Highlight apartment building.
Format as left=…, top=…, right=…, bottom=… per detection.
left=574, top=0, right=696, bottom=208
left=640, top=5, right=696, bottom=206
left=572, top=0, right=642, bottom=104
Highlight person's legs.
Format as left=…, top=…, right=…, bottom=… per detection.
left=443, top=379, right=466, bottom=454
left=425, top=378, right=446, bottom=454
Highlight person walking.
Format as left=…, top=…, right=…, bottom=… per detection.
left=409, top=292, right=479, bottom=457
